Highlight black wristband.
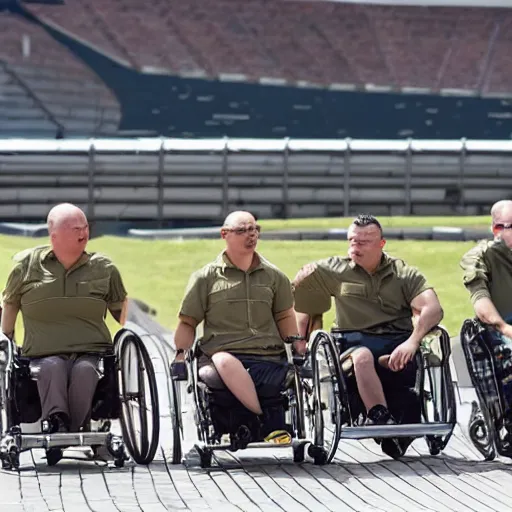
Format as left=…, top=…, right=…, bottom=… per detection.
left=175, top=348, right=184, bottom=355
left=284, top=335, right=306, bottom=344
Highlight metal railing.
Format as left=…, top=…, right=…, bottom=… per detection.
left=1, top=137, right=512, bottom=222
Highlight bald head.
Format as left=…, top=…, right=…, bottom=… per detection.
left=222, top=211, right=256, bottom=229
left=220, top=210, right=260, bottom=256
left=491, top=200, right=512, bottom=224
left=47, top=203, right=87, bottom=233
left=47, top=203, right=89, bottom=261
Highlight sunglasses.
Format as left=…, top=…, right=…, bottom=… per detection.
left=494, top=223, right=512, bottom=231
left=224, top=225, right=261, bottom=236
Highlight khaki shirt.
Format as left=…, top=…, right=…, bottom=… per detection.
left=460, top=239, right=512, bottom=318
left=2, top=246, right=127, bottom=357
left=293, top=253, right=430, bottom=334
left=179, top=252, right=293, bottom=358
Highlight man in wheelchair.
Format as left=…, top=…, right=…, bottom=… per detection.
left=293, top=214, right=444, bottom=458
left=172, top=211, right=306, bottom=447
left=1, top=203, right=128, bottom=465
left=460, top=200, right=512, bottom=451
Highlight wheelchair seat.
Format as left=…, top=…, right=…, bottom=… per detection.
left=319, top=326, right=456, bottom=457
left=196, top=355, right=290, bottom=444
left=0, top=328, right=160, bottom=470
left=10, top=352, right=120, bottom=427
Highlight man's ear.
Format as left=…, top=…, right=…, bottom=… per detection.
left=380, top=238, right=386, bottom=248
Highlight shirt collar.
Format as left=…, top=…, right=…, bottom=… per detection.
left=348, top=252, right=394, bottom=274
left=214, top=251, right=264, bottom=272
left=41, top=246, right=91, bottom=268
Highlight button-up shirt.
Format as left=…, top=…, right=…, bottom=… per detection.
left=460, top=239, right=512, bottom=318
left=179, top=251, right=293, bottom=358
left=2, top=245, right=127, bottom=357
left=293, top=253, right=431, bottom=335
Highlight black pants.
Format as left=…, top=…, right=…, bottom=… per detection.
left=335, top=331, right=420, bottom=424
left=199, top=354, right=289, bottom=438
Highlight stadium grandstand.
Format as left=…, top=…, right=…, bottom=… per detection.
left=1, top=0, right=512, bottom=139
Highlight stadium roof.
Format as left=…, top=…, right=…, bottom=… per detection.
left=323, top=0, right=512, bottom=7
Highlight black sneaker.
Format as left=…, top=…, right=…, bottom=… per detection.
left=366, top=405, right=405, bottom=459
left=48, top=412, right=70, bottom=434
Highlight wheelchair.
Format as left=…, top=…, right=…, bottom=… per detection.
left=460, top=318, right=512, bottom=461
left=309, top=326, right=456, bottom=456
left=179, top=336, right=345, bottom=468
left=0, top=328, right=160, bottom=470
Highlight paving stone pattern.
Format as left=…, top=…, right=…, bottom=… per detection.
left=1, top=304, right=511, bottom=511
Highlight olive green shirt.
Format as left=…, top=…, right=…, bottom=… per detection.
left=179, top=252, right=293, bottom=358
left=2, top=246, right=127, bottom=357
left=293, top=253, right=431, bottom=334
left=460, top=239, right=512, bottom=318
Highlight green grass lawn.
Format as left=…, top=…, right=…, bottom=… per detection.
left=260, top=215, right=491, bottom=231
left=0, top=232, right=478, bottom=340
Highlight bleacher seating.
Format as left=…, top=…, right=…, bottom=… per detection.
left=25, top=0, right=512, bottom=95
left=0, top=11, right=120, bottom=137
left=0, top=63, right=57, bottom=138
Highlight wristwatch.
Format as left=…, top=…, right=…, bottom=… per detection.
left=175, top=348, right=184, bottom=355
left=284, top=335, right=306, bottom=344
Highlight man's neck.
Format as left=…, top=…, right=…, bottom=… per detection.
left=359, top=255, right=384, bottom=275
left=53, top=249, right=84, bottom=271
left=225, top=250, right=257, bottom=272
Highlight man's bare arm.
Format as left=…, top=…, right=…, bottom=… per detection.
left=409, top=289, right=444, bottom=347
left=109, top=299, right=128, bottom=325
left=174, top=315, right=198, bottom=360
left=1, top=303, right=19, bottom=340
left=473, top=297, right=512, bottom=338
left=274, top=307, right=306, bottom=355
left=296, top=311, right=323, bottom=339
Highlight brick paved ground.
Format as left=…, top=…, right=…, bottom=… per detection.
left=1, top=303, right=511, bottom=511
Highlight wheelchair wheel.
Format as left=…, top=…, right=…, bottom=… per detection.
left=307, top=331, right=344, bottom=464
left=116, top=330, right=160, bottom=465
left=460, top=319, right=499, bottom=460
left=419, top=331, right=457, bottom=457
left=469, top=400, right=496, bottom=461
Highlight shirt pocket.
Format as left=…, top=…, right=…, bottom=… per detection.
left=377, top=282, right=406, bottom=315
left=250, top=284, right=274, bottom=329
left=76, top=277, right=110, bottom=299
left=340, top=282, right=367, bottom=298
left=208, top=279, right=243, bottom=305
left=251, top=283, right=273, bottom=305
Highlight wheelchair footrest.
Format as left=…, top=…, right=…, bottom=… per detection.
left=339, top=422, right=453, bottom=440
left=196, top=439, right=309, bottom=452
left=12, top=432, right=111, bottom=450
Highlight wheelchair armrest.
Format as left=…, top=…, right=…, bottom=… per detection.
left=420, top=324, right=451, bottom=367
left=186, top=338, right=202, bottom=361
left=0, top=333, right=16, bottom=368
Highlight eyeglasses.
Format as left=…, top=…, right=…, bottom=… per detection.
left=494, top=223, right=512, bottom=231
left=224, top=225, right=261, bottom=236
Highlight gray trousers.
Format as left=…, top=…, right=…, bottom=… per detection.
left=32, top=354, right=101, bottom=432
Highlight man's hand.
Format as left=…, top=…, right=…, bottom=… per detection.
left=292, top=263, right=317, bottom=288
left=170, top=350, right=187, bottom=381
left=387, top=338, right=419, bottom=372
left=293, top=340, right=307, bottom=356
left=499, top=323, right=512, bottom=341
left=173, top=350, right=186, bottom=362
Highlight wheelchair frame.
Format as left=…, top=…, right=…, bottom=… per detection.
left=182, top=336, right=344, bottom=468
left=0, top=328, right=160, bottom=470
left=310, top=326, right=456, bottom=455
left=460, top=318, right=512, bottom=461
